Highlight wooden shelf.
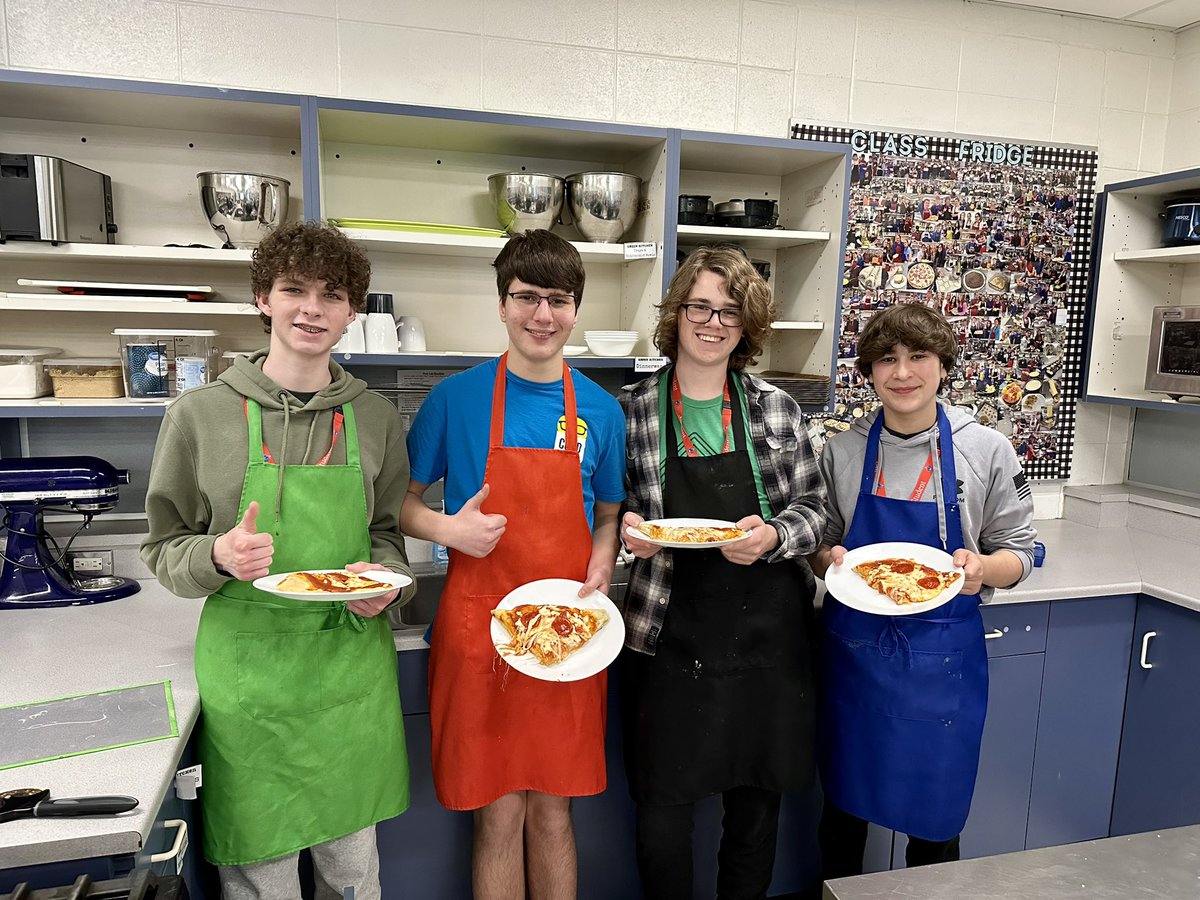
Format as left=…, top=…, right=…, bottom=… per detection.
left=0, top=295, right=258, bottom=315
left=0, top=243, right=252, bottom=264
left=1113, top=246, right=1200, bottom=264
left=676, top=225, right=830, bottom=250
left=338, top=229, right=649, bottom=263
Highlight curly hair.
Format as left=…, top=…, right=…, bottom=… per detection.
left=855, top=302, right=958, bottom=385
left=654, top=246, right=775, bottom=371
left=249, top=220, right=372, bottom=332
left=493, top=229, right=585, bottom=306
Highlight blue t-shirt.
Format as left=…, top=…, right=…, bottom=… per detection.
left=406, top=358, right=626, bottom=530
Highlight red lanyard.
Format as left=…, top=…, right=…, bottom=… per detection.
left=874, top=441, right=939, bottom=501
left=671, top=372, right=731, bottom=457
left=243, top=398, right=344, bottom=467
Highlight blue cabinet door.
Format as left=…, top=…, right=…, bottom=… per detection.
left=1027, top=595, right=1134, bottom=848
left=1111, top=596, right=1200, bottom=836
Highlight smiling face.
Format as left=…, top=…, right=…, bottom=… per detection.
left=256, top=275, right=355, bottom=362
left=676, top=269, right=743, bottom=372
left=498, top=277, right=578, bottom=380
left=870, top=343, right=947, bottom=432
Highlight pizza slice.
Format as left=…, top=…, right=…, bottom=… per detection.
left=637, top=523, right=748, bottom=543
left=275, top=570, right=391, bottom=593
left=492, top=604, right=610, bottom=666
left=851, top=558, right=961, bottom=606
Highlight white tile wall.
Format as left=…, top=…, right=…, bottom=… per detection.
left=616, top=0, right=739, bottom=64
left=740, top=0, right=797, bottom=70
left=338, top=22, right=481, bottom=108
left=736, top=65, right=792, bottom=135
left=7, top=0, right=178, bottom=80
left=3, top=0, right=1195, bottom=508
left=482, top=39, right=614, bottom=120
left=179, top=5, right=335, bottom=94
left=482, top=0, right=616, bottom=49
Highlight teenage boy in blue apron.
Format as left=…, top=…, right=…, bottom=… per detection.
left=808, top=302, right=1036, bottom=877
left=142, top=221, right=415, bottom=899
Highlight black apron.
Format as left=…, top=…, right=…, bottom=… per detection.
left=623, top=371, right=816, bottom=805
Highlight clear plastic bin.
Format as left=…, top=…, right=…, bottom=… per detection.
left=46, top=358, right=126, bottom=398
left=113, top=329, right=218, bottom=399
left=0, top=347, right=60, bottom=399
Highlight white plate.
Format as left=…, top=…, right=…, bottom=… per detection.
left=253, top=568, right=413, bottom=601
left=823, top=542, right=964, bottom=616
left=626, top=517, right=752, bottom=549
left=563, top=345, right=588, bottom=356
left=489, top=578, right=624, bottom=682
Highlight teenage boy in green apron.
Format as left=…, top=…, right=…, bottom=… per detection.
left=142, top=221, right=415, bottom=900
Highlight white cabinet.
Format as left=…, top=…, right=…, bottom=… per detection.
left=1086, top=167, right=1200, bottom=409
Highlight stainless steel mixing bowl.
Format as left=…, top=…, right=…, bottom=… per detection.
left=197, top=172, right=291, bottom=248
left=565, top=172, right=642, bottom=243
left=488, top=172, right=565, bottom=235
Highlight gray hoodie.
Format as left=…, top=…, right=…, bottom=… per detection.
left=819, top=403, right=1037, bottom=602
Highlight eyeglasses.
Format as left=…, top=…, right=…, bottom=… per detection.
left=681, top=303, right=743, bottom=327
left=506, top=291, right=576, bottom=311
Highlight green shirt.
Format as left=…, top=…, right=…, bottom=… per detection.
left=656, top=372, right=772, bottom=520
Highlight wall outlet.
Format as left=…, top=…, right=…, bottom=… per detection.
left=67, top=550, right=113, bottom=577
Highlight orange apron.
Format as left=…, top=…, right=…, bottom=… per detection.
left=428, top=353, right=607, bottom=810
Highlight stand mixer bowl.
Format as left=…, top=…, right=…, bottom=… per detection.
left=197, top=172, right=290, bottom=248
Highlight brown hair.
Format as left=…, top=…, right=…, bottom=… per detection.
left=492, top=229, right=585, bottom=307
left=855, top=302, right=958, bottom=384
left=654, top=246, right=774, bottom=371
left=250, top=221, right=372, bottom=332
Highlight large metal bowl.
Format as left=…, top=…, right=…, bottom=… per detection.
left=488, top=173, right=564, bottom=235
left=197, top=172, right=290, bottom=248
left=565, top=172, right=642, bottom=243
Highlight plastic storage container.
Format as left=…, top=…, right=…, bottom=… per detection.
left=113, top=329, right=218, bottom=399
left=0, top=347, right=60, bottom=398
left=46, top=358, right=126, bottom=398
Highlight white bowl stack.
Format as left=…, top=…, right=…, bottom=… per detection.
left=584, top=331, right=639, bottom=356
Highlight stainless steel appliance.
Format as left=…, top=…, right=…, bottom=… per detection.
left=0, top=153, right=117, bottom=243
left=197, top=171, right=290, bottom=248
left=1145, top=306, right=1200, bottom=399
left=0, top=456, right=140, bottom=609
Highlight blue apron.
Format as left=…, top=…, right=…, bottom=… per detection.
left=819, top=406, right=987, bottom=842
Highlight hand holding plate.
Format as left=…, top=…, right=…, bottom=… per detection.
left=720, top=515, right=778, bottom=565
left=344, top=561, right=399, bottom=615
left=951, top=548, right=983, bottom=594
left=621, top=512, right=662, bottom=559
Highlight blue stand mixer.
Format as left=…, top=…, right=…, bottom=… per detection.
left=0, top=456, right=140, bottom=609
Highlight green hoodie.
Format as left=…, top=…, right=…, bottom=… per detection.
left=140, top=350, right=415, bottom=603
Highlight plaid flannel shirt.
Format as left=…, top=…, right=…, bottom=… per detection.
left=619, top=369, right=826, bottom=655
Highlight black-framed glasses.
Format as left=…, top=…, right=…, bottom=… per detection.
left=506, top=291, right=576, bottom=311
left=681, top=303, right=743, bottom=327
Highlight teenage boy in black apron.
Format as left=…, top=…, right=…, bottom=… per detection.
left=620, top=247, right=826, bottom=900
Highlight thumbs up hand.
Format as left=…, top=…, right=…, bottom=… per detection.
left=447, top=483, right=507, bottom=559
left=212, top=501, right=275, bottom=580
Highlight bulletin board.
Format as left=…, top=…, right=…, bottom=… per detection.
left=792, top=123, right=1098, bottom=480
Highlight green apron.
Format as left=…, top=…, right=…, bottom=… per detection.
left=194, top=399, right=409, bottom=866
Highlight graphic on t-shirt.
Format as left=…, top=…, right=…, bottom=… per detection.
left=556, top=415, right=589, bottom=460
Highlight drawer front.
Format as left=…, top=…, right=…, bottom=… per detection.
left=981, top=602, right=1049, bottom=657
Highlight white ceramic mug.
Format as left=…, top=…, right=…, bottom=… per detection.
left=333, top=317, right=366, bottom=353
left=397, top=317, right=427, bottom=352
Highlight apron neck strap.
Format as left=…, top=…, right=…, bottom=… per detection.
left=490, top=353, right=577, bottom=452
left=861, top=405, right=957, bottom=500
left=666, top=367, right=743, bottom=456
left=243, top=397, right=359, bottom=467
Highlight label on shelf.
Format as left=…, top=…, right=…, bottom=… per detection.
left=634, top=356, right=669, bottom=373
left=623, top=242, right=658, bottom=261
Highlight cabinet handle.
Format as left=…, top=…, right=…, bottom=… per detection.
left=1139, top=631, right=1157, bottom=669
left=984, top=629, right=1004, bottom=640
left=149, top=818, right=188, bottom=864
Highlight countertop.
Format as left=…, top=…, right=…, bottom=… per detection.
left=1, top=516, right=1194, bottom=871
left=823, top=824, right=1200, bottom=898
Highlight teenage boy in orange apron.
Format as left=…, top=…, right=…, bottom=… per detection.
left=142, top=222, right=415, bottom=899
left=400, top=230, right=626, bottom=899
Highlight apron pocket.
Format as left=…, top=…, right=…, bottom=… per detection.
left=464, top=594, right=508, bottom=676
left=236, top=624, right=372, bottom=718
left=825, top=629, right=963, bottom=724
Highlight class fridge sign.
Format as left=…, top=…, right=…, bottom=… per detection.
left=793, top=122, right=1098, bottom=482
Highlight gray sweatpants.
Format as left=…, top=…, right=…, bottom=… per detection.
left=218, top=826, right=381, bottom=900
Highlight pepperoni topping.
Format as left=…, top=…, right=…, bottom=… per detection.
left=553, top=615, right=573, bottom=637
left=889, top=561, right=915, bottom=574
left=918, top=576, right=942, bottom=590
